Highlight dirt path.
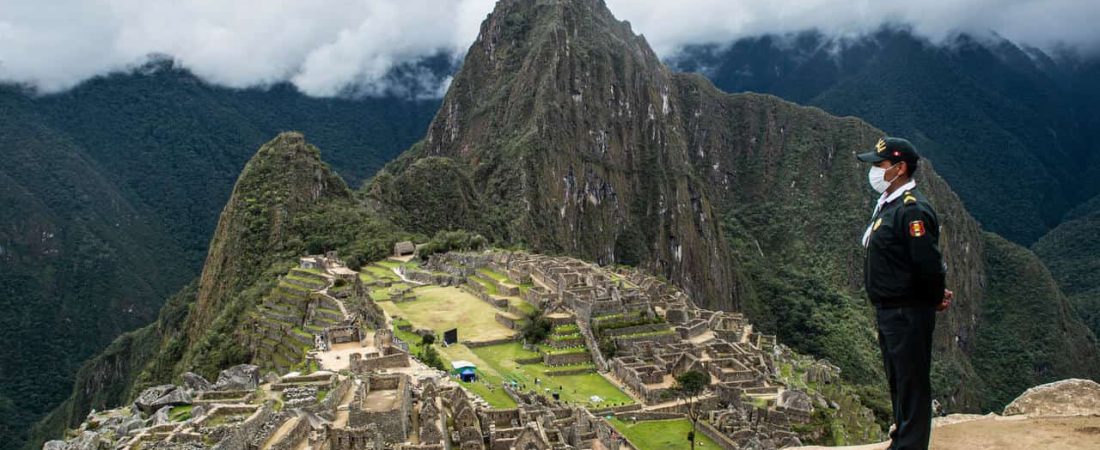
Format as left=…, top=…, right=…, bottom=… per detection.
left=331, top=381, right=359, bottom=428
left=260, top=416, right=300, bottom=450
left=795, top=415, right=1100, bottom=450
left=393, top=266, right=426, bottom=286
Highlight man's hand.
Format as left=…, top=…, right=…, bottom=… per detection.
left=937, top=288, right=954, bottom=312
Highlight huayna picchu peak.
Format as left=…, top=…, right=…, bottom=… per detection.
left=19, top=1, right=1100, bottom=450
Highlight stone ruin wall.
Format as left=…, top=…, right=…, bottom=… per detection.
left=209, top=404, right=273, bottom=450
left=348, top=375, right=411, bottom=444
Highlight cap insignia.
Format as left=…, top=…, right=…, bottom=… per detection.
left=876, top=138, right=887, bottom=154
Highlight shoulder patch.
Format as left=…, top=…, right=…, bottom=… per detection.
left=909, top=220, right=927, bottom=237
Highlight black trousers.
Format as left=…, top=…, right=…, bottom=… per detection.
left=876, top=305, right=936, bottom=450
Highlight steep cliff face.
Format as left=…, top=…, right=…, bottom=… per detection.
left=185, top=132, right=352, bottom=343
left=0, top=89, right=191, bottom=450
left=372, top=0, right=739, bottom=309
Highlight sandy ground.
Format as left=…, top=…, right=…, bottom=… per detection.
left=795, top=415, right=1100, bottom=450
left=316, top=340, right=376, bottom=371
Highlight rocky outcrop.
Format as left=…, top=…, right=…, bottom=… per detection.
left=214, top=365, right=261, bottom=391
left=134, top=385, right=192, bottom=416
left=45, top=431, right=99, bottom=450
left=182, top=372, right=213, bottom=392
left=187, top=132, right=353, bottom=343
left=1003, top=379, right=1100, bottom=417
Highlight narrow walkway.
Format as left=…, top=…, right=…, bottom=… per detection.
left=392, top=266, right=426, bottom=286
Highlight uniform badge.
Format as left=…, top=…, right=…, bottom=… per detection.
left=876, top=138, right=887, bottom=154
left=873, top=218, right=883, bottom=231
left=909, top=220, right=926, bottom=237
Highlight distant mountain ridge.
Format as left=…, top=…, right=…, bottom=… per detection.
left=669, top=27, right=1100, bottom=245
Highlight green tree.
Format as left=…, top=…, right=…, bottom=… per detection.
left=674, top=370, right=710, bottom=450
left=521, top=312, right=552, bottom=344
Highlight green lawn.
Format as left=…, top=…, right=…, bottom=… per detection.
left=518, top=282, right=534, bottom=295
left=469, top=342, right=633, bottom=407
left=379, top=286, right=516, bottom=342
left=439, top=345, right=518, bottom=408
left=370, top=283, right=413, bottom=301
left=608, top=418, right=721, bottom=450
left=168, top=405, right=192, bottom=422
left=469, top=275, right=500, bottom=295
left=509, top=298, right=537, bottom=315
left=479, top=268, right=509, bottom=282
left=364, top=265, right=400, bottom=281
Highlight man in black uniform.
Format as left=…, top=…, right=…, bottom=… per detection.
left=857, top=137, right=953, bottom=450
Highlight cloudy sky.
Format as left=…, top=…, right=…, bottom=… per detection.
left=1, top=0, right=1097, bottom=96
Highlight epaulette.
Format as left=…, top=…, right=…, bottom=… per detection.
left=903, top=191, right=918, bottom=205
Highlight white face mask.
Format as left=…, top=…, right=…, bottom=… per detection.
left=868, top=163, right=899, bottom=194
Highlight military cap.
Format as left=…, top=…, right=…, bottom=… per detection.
left=857, top=137, right=921, bottom=163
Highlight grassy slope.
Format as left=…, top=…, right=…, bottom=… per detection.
left=974, top=233, right=1100, bottom=410
left=609, top=418, right=722, bottom=450
left=1033, top=195, right=1100, bottom=338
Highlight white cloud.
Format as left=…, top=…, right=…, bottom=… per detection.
left=605, top=0, right=1100, bottom=56
left=0, top=0, right=495, bottom=95
left=0, top=0, right=1096, bottom=97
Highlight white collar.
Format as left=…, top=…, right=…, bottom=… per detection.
left=876, top=180, right=917, bottom=211
left=864, top=180, right=919, bottom=247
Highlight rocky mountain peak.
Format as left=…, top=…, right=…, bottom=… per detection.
left=187, top=132, right=350, bottom=340
left=377, top=0, right=739, bottom=309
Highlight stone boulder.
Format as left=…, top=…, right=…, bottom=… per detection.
left=152, top=406, right=173, bottom=426
left=190, top=405, right=207, bottom=420
left=214, top=364, right=260, bottom=391
left=67, top=431, right=100, bottom=450
left=777, top=389, right=813, bottom=413
left=115, top=416, right=144, bottom=437
left=1003, top=378, right=1100, bottom=417
left=42, top=441, right=67, bottom=450
left=134, top=385, right=192, bottom=416
left=181, top=372, right=213, bottom=392
left=264, top=371, right=281, bottom=385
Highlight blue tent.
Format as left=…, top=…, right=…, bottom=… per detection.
left=459, top=367, right=477, bottom=382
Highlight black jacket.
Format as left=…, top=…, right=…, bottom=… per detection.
left=864, top=187, right=946, bottom=308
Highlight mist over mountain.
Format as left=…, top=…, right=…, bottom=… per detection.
left=3, top=0, right=1099, bottom=97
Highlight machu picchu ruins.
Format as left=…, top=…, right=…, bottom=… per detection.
left=45, top=250, right=857, bottom=450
